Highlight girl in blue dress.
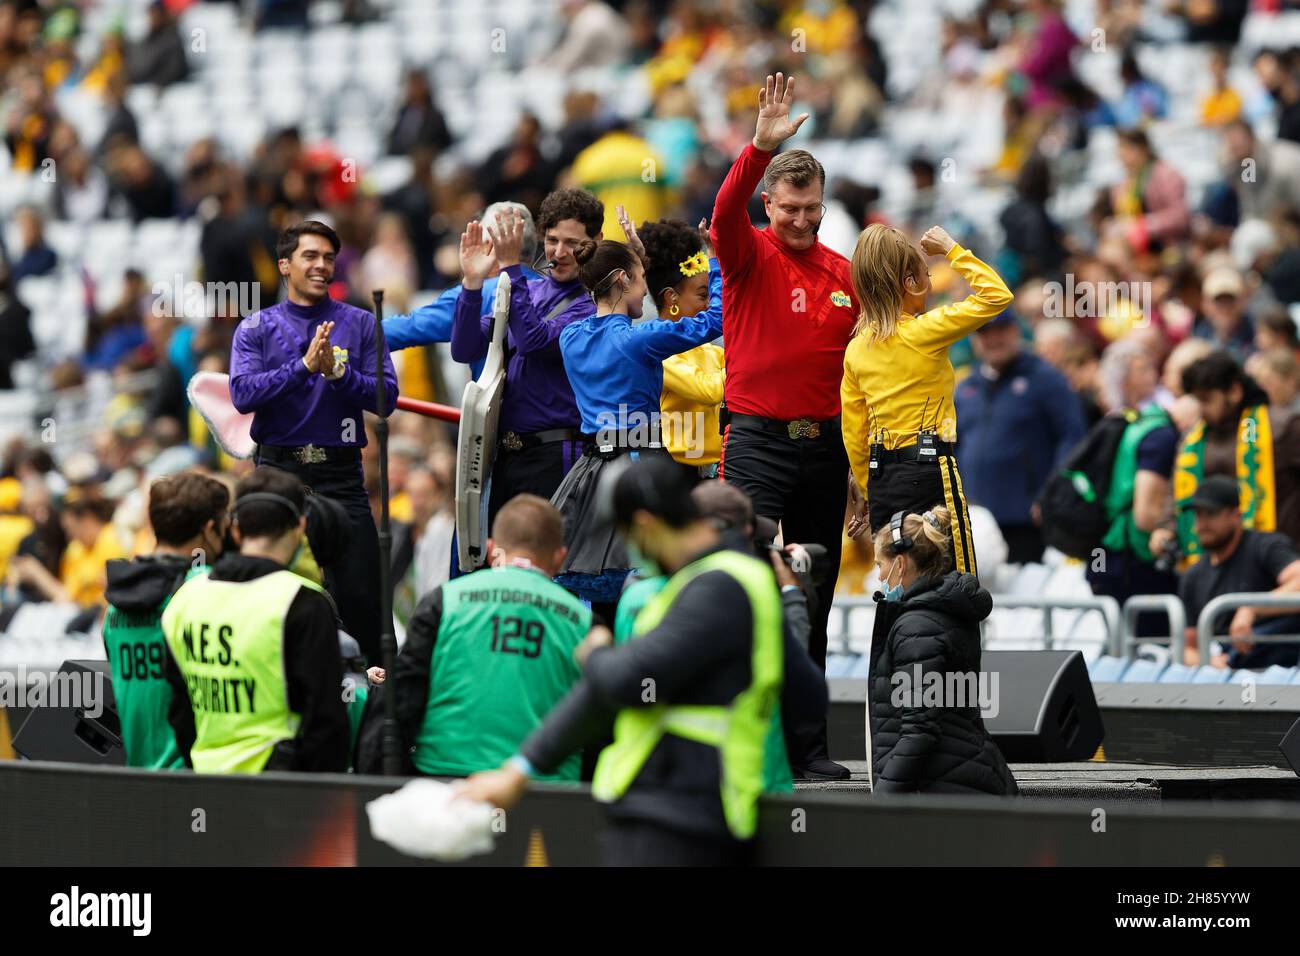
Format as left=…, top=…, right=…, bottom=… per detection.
left=552, top=236, right=722, bottom=607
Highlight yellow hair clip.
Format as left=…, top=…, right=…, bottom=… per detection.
left=678, top=251, right=709, bottom=278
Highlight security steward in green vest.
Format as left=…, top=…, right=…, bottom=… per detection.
left=458, top=456, right=829, bottom=866
left=388, top=493, right=590, bottom=779
left=103, top=472, right=231, bottom=769
left=162, top=467, right=350, bottom=774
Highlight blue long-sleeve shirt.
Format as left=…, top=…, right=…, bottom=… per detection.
left=450, top=264, right=592, bottom=434
left=559, top=260, right=723, bottom=436
left=381, top=266, right=544, bottom=379
left=230, top=296, right=398, bottom=447
left=953, top=351, right=1085, bottom=527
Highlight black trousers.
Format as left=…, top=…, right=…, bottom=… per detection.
left=866, top=454, right=978, bottom=574
left=603, top=817, right=753, bottom=867
left=487, top=439, right=584, bottom=529
left=719, top=422, right=848, bottom=767
left=256, top=455, right=383, bottom=664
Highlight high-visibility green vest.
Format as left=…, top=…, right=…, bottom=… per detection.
left=102, top=562, right=206, bottom=770
left=592, top=550, right=785, bottom=840
left=613, top=569, right=794, bottom=795
left=414, top=566, right=590, bottom=780
left=161, top=570, right=322, bottom=774
left=1102, top=404, right=1172, bottom=562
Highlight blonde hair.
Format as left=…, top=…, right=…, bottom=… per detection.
left=850, top=224, right=927, bottom=341
left=873, top=505, right=953, bottom=577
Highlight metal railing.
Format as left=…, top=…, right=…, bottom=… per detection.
left=984, top=594, right=1122, bottom=654
left=830, top=592, right=1122, bottom=654
left=1120, top=594, right=1187, bottom=661
left=1195, top=593, right=1300, bottom=662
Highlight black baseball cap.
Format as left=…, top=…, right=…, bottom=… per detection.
left=1186, top=475, right=1240, bottom=513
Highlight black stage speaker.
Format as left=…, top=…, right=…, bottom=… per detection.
left=1281, top=716, right=1300, bottom=775
left=11, top=660, right=124, bottom=765
left=983, top=650, right=1104, bottom=761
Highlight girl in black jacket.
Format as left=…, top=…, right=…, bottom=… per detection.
left=868, top=506, right=1018, bottom=796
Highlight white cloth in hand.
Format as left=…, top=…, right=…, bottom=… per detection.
left=366, top=778, right=496, bottom=861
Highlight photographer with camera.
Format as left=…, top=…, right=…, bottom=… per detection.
left=611, top=479, right=824, bottom=791
left=459, top=456, right=827, bottom=865
left=161, top=467, right=350, bottom=774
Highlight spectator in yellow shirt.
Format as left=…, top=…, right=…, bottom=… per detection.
left=1200, top=47, right=1242, bottom=127
left=571, top=123, right=668, bottom=239
left=840, top=225, right=1013, bottom=574
left=11, top=498, right=125, bottom=607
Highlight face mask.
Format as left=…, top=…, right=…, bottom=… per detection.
left=626, top=538, right=661, bottom=579
left=883, top=559, right=905, bottom=603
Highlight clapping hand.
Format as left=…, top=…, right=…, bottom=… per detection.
left=486, top=208, right=525, bottom=269
left=303, top=320, right=336, bottom=374
left=697, top=217, right=713, bottom=258
left=753, top=72, right=810, bottom=152
left=616, top=205, right=644, bottom=258
left=459, top=220, right=497, bottom=290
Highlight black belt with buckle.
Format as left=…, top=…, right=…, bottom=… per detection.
left=257, top=444, right=361, bottom=466
left=581, top=429, right=667, bottom=460
left=499, top=428, right=583, bottom=452
left=869, top=441, right=953, bottom=466
left=729, top=413, right=840, bottom=441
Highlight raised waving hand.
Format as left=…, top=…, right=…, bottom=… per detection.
left=753, top=72, right=810, bottom=152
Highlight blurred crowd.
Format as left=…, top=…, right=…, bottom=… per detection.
left=5, top=0, right=1300, bottom=656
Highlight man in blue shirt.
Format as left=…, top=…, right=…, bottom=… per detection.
left=954, top=311, right=1086, bottom=564
left=229, top=220, right=398, bottom=662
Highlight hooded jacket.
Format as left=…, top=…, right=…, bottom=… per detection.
left=103, top=554, right=194, bottom=768
left=868, top=571, right=1018, bottom=796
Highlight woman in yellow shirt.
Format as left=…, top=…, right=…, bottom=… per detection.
left=841, top=224, right=1012, bottom=573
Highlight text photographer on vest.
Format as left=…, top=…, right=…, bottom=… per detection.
left=459, top=456, right=828, bottom=866
left=103, top=472, right=231, bottom=770
left=387, top=494, right=590, bottom=779
left=162, top=467, right=350, bottom=774
left=229, top=219, right=398, bottom=664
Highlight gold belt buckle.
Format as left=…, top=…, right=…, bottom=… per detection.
left=295, top=444, right=327, bottom=464
left=502, top=432, right=524, bottom=452
left=788, top=419, right=820, bottom=440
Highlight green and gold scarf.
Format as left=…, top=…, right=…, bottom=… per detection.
left=1174, top=404, right=1276, bottom=563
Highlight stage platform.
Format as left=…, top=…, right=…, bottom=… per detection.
left=798, top=761, right=1300, bottom=802
left=828, top=680, right=1300, bottom=768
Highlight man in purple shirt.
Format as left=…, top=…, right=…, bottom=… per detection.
left=229, top=220, right=398, bottom=662
left=451, top=188, right=599, bottom=524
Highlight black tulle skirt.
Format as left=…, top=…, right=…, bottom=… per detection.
left=551, top=447, right=671, bottom=604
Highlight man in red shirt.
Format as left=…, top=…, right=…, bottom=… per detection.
left=712, top=73, right=860, bottom=779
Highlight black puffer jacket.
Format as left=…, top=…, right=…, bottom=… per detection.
left=868, top=572, right=1018, bottom=796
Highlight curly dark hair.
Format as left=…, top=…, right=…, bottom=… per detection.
left=536, top=188, right=604, bottom=239
left=638, top=219, right=704, bottom=307
left=1182, top=350, right=1269, bottom=408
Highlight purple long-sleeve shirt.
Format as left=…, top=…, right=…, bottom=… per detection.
left=230, top=296, right=398, bottom=447
left=450, top=264, right=592, bottom=433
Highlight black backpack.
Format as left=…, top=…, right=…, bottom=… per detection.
left=1036, top=412, right=1136, bottom=560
